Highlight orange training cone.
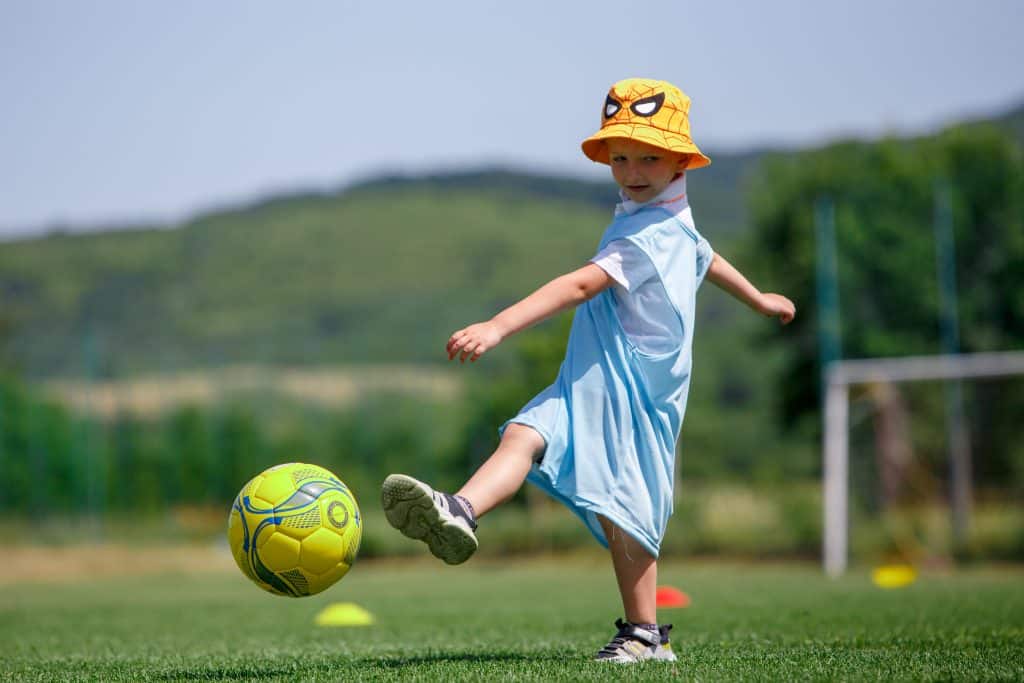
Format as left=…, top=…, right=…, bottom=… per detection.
left=656, top=585, right=691, bottom=608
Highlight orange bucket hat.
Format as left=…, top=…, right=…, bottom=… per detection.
left=581, top=78, right=711, bottom=170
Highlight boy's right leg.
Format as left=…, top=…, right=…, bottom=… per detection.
left=598, top=515, right=658, bottom=626
left=455, top=423, right=544, bottom=517
left=381, top=423, right=543, bottom=564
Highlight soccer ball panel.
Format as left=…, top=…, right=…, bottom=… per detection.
left=255, top=523, right=277, bottom=549
left=322, top=495, right=354, bottom=532
left=300, top=527, right=345, bottom=575
left=227, top=506, right=244, bottom=545
left=254, top=469, right=301, bottom=507
left=342, top=524, right=361, bottom=566
left=314, top=562, right=352, bottom=592
left=227, top=507, right=247, bottom=557
left=240, top=474, right=263, bottom=498
left=260, top=531, right=301, bottom=572
left=276, top=506, right=322, bottom=541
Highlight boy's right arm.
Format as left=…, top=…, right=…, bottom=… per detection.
left=447, top=264, right=614, bottom=363
left=706, top=252, right=796, bottom=324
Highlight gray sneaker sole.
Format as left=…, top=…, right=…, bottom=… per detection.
left=381, top=474, right=478, bottom=565
left=596, top=646, right=677, bottom=664
left=654, top=645, right=678, bottom=662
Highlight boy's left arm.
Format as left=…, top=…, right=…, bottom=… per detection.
left=706, top=252, right=795, bottom=324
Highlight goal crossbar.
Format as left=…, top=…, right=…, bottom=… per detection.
left=823, top=350, right=1024, bottom=576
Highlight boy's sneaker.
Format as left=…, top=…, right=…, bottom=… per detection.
left=381, top=474, right=478, bottom=565
left=595, top=619, right=677, bottom=663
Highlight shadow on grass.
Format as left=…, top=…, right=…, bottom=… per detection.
left=154, top=666, right=306, bottom=681
left=153, top=652, right=566, bottom=680
left=152, top=667, right=315, bottom=683
left=366, top=651, right=566, bottom=667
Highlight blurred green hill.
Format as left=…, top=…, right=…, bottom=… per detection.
left=0, top=154, right=767, bottom=379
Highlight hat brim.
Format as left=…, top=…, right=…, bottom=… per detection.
left=581, top=124, right=711, bottom=170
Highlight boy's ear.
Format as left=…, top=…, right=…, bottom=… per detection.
left=675, top=153, right=690, bottom=171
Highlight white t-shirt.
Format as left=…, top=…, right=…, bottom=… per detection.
left=590, top=175, right=713, bottom=354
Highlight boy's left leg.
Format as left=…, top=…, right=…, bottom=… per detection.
left=594, top=516, right=676, bottom=663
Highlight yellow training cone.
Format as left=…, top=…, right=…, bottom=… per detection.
left=871, top=564, right=917, bottom=589
left=315, top=602, right=375, bottom=626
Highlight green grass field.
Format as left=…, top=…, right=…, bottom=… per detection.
left=1, top=554, right=1021, bottom=682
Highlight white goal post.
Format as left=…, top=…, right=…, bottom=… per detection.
left=823, top=350, right=1024, bottom=576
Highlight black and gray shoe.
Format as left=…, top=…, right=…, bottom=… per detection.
left=595, top=619, right=677, bottom=663
left=381, top=474, right=478, bottom=565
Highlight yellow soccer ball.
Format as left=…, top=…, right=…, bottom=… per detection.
left=227, top=463, right=362, bottom=597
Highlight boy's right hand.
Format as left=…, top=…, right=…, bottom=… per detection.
left=447, top=321, right=505, bottom=363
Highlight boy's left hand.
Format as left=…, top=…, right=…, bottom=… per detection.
left=758, top=293, right=796, bottom=324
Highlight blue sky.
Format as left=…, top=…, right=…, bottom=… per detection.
left=2, top=1, right=1022, bottom=237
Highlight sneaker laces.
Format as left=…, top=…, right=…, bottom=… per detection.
left=432, top=490, right=477, bottom=530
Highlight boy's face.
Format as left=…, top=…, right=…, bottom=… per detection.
left=606, top=139, right=688, bottom=204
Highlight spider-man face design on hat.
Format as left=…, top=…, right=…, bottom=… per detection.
left=582, top=78, right=711, bottom=170
left=605, top=92, right=665, bottom=119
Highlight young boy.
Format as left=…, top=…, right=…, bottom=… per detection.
left=382, top=78, right=795, bottom=663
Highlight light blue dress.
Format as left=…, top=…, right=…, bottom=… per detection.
left=503, top=194, right=712, bottom=558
